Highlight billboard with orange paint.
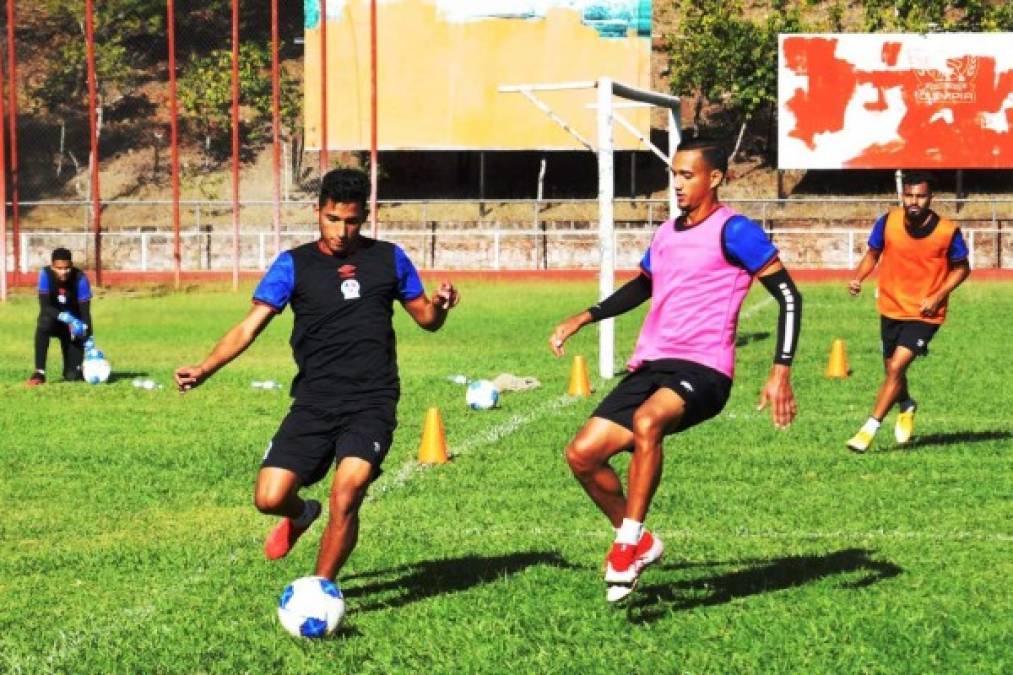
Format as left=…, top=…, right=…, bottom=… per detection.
left=778, top=33, right=1013, bottom=169
left=303, top=1, right=653, bottom=151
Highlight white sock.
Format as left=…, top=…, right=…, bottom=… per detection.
left=615, top=518, right=643, bottom=545
left=292, top=500, right=317, bottom=527
left=861, top=418, right=881, bottom=435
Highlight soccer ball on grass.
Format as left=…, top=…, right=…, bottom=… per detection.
left=466, top=379, right=499, bottom=410
left=82, top=355, right=111, bottom=385
left=277, top=576, right=345, bottom=638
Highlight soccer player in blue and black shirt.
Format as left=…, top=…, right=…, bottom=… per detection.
left=174, top=168, right=460, bottom=582
left=26, top=247, right=94, bottom=386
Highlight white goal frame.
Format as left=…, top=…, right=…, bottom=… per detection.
left=499, top=77, right=681, bottom=379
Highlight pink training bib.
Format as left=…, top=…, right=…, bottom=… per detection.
left=628, top=206, right=754, bottom=378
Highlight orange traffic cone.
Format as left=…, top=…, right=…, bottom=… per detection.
left=567, top=355, right=592, bottom=397
left=417, top=407, right=449, bottom=464
left=826, top=338, right=850, bottom=379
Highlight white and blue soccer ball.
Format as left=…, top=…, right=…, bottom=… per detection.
left=82, top=356, right=111, bottom=385
left=277, top=576, right=345, bottom=638
left=466, top=379, right=499, bottom=410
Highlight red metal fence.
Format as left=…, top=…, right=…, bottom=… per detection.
left=0, top=1, right=379, bottom=300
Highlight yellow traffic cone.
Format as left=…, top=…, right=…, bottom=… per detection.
left=567, top=355, right=592, bottom=397
left=417, top=407, right=449, bottom=464
left=826, top=338, right=850, bottom=379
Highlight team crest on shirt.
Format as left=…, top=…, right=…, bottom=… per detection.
left=340, top=279, right=361, bottom=300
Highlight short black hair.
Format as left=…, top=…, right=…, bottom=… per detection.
left=319, top=168, right=370, bottom=208
left=676, top=137, right=729, bottom=174
left=902, top=171, right=935, bottom=192
left=51, top=247, right=72, bottom=263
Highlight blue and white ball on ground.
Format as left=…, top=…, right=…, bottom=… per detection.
left=277, top=576, right=345, bottom=638
left=82, top=356, right=111, bottom=385
left=466, top=379, right=499, bottom=410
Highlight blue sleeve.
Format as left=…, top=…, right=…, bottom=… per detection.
left=394, top=246, right=425, bottom=301
left=252, top=251, right=295, bottom=312
left=723, top=215, right=778, bottom=275
left=38, top=268, right=49, bottom=293
left=868, top=214, right=887, bottom=250
left=77, top=273, right=93, bottom=302
left=948, top=228, right=969, bottom=261
left=639, top=248, right=652, bottom=277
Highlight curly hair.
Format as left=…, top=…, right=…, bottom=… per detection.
left=319, top=168, right=371, bottom=208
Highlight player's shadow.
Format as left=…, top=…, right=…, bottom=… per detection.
left=735, top=331, right=770, bottom=347
left=106, top=371, right=148, bottom=383
left=344, top=551, right=578, bottom=612
left=881, top=430, right=1011, bottom=451
left=627, top=548, right=901, bottom=624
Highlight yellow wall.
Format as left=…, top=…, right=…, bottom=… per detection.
left=304, top=2, right=653, bottom=150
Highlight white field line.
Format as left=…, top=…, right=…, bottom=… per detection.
left=368, top=393, right=584, bottom=501
left=370, top=294, right=780, bottom=503
left=17, top=542, right=249, bottom=673
left=18, top=554, right=233, bottom=674
left=739, top=295, right=775, bottom=320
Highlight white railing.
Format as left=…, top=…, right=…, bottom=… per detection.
left=9, top=225, right=1011, bottom=272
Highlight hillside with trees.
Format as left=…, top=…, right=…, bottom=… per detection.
left=2, top=0, right=1012, bottom=208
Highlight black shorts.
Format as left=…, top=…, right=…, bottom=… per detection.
left=592, top=359, right=732, bottom=436
left=881, top=316, right=940, bottom=359
left=262, top=398, right=398, bottom=487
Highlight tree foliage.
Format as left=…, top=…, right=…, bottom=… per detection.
left=178, top=43, right=301, bottom=163
left=667, top=0, right=804, bottom=160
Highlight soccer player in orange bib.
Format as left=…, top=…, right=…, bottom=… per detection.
left=845, top=172, right=970, bottom=452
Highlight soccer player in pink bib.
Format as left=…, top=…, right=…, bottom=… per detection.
left=549, top=138, right=802, bottom=603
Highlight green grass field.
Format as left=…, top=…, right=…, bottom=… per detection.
left=1, top=279, right=1010, bottom=673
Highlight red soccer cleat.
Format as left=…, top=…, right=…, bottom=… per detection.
left=25, top=371, right=45, bottom=387
left=604, top=530, right=664, bottom=603
left=264, top=499, right=321, bottom=560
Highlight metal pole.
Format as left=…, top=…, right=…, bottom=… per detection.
left=166, top=0, right=181, bottom=288
left=319, top=0, right=328, bottom=172
left=667, top=108, right=679, bottom=219
left=369, top=0, right=378, bottom=238
left=230, top=0, right=241, bottom=290
left=271, top=0, right=282, bottom=258
left=0, top=47, right=7, bottom=300
left=84, top=0, right=102, bottom=285
left=597, top=76, right=614, bottom=380
left=6, top=0, right=20, bottom=284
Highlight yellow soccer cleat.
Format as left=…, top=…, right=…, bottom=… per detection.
left=895, top=406, right=916, bottom=444
left=846, top=429, right=875, bottom=453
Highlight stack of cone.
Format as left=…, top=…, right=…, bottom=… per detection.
left=567, top=355, right=592, bottom=397
left=826, top=338, right=849, bottom=379
left=417, top=407, right=449, bottom=464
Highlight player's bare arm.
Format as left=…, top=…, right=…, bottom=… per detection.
left=755, top=258, right=801, bottom=429
left=549, top=310, right=593, bottom=358
left=174, top=303, right=276, bottom=392
left=849, top=248, right=881, bottom=296
left=920, top=259, right=970, bottom=317
left=551, top=272, right=652, bottom=357
left=402, top=280, right=459, bottom=331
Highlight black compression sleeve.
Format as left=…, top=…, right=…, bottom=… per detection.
left=587, top=273, right=652, bottom=322
left=758, top=268, right=802, bottom=366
